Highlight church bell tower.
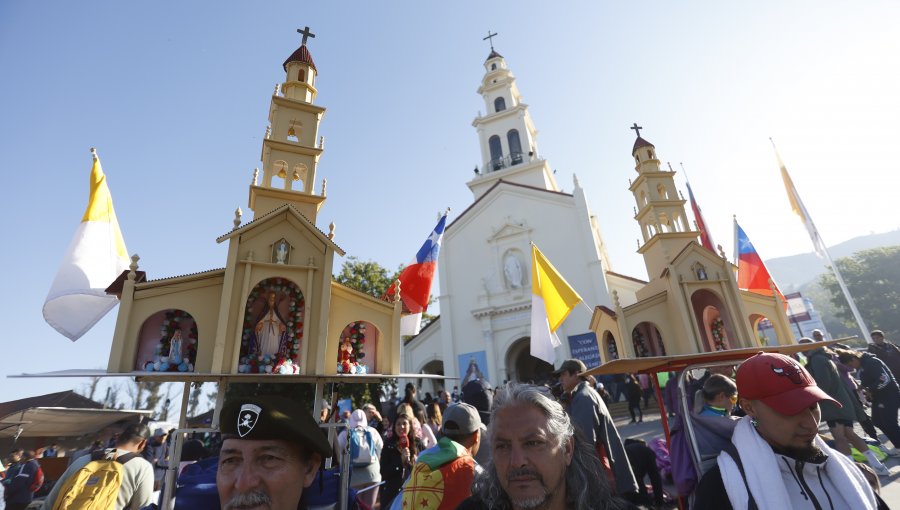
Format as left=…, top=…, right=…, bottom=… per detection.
left=467, top=34, right=558, bottom=199
left=249, top=27, right=327, bottom=222
left=629, top=125, right=699, bottom=278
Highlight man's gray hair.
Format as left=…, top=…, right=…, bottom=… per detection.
left=469, top=383, right=629, bottom=510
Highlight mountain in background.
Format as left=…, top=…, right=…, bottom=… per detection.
left=765, top=229, right=900, bottom=291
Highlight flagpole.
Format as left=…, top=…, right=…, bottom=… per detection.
left=771, top=140, right=872, bottom=344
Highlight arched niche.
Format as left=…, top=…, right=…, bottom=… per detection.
left=603, top=331, right=619, bottom=360
left=691, top=289, right=736, bottom=351
left=136, top=309, right=198, bottom=372
left=505, top=337, right=553, bottom=384
left=336, top=320, right=378, bottom=374
left=750, top=314, right=776, bottom=346
left=238, top=277, right=305, bottom=374
left=632, top=322, right=666, bottom=358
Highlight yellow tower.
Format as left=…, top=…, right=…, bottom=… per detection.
left=250, top=26, right=326, bottom=222
left=629, top=124, right=699, bottom=279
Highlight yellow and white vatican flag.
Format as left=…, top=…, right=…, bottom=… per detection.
left=43, top=149, right=129, bottom=341
left=776, top=146, right=827, bottom=258
left=530, top=243, right=582, bottom=365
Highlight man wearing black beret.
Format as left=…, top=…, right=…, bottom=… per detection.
left=217, top=395, right=331, bottom=510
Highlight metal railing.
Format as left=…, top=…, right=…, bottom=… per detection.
left=486, top=151, right=527, bottom=172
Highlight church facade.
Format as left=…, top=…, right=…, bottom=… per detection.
left=105, top=33, right=404, bottom=379
left=403, top=50, right=642, bottom=388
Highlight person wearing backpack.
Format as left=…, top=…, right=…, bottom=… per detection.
left=335, top=409, right=383, bottom=509
left=41, top=423, right=154, bottom=510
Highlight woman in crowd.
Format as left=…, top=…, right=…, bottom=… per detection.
left=424, top=402, right=442, bottom=440
left=380, top=413, right=425, bottom=508
left=335, top=409, right=383, bottom=509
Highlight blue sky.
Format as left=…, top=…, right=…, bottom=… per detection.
left=2, top=2, right=899, bottom=406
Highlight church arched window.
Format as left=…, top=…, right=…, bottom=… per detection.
left=507, top=129, right=522, bottom=164
left=657, top=184, right=667, bottom=199
left=298, top=69, right=305, bottom=82
left=491, top=63, right=497, bottom=71
left=494, top=97, right=506, bottom=112
left=489, top=135, right=503, bottom=170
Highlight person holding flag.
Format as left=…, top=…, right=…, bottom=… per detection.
left=43, top=148, right=129, bottom=341
left=388, top=210, right=448, bottom=336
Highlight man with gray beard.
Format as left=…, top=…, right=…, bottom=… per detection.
left=456, top=384, right=634, bottom=510
left=217, top=395, right=332, bottom=510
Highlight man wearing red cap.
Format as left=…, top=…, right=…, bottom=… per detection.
left=693, top=352, right=887, bottom=510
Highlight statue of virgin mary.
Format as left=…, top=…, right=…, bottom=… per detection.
left=253, top=292, right=289, bottom=357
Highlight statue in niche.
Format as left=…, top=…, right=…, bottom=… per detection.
left=695, top=264, right=708, bottom=281
left=168, top=330, right=184, bottom=365
left=504, top=253, right=523, bottom=289
left=274, top=240, right=289, bottom=264
left=253, top=292, right=288, bottom=356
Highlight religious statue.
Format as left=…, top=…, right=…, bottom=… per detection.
left=254, top=292, right=288, bottom=356
left=168, top=330, right=184, bottom=365
left=275, top=240, right=289, bottom=264
left=338, top=337, right=354, bottom=371
left=504, top=253, right=523, bottom=289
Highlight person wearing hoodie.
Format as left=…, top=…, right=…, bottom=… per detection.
left=335, top=409, right=383, bottom=509
left=837, top=348, right=900, bottom=450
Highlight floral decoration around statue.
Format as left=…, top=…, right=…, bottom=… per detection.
left=336, top=321, right=374, bottom=374
left=141, top=309, right=197, bottom=372
left=710, top=317, right=728, bottom=351
left=238, top=277, right=304, bottom=374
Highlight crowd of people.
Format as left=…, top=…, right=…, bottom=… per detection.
left=3, top=329, right=899, bottom=509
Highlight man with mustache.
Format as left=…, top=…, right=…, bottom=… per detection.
left=217, top=395, right=332, bottom=510
left=457, top=384, right=634, bottom=510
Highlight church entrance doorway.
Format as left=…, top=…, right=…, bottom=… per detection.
left=418, top=359, right=445, bottom=395
left=505, top=337, right=554, bottom=385
left=691, top=289, right=737, bottom=351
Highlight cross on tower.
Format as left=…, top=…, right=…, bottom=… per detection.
left=483, top=30, right=498, bottom=51
left=298, top=26, right=316, bottom=46
left=630, top=123, right=643, bottom=138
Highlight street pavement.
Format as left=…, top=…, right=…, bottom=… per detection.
left=613, top=405, right=900, bottom=508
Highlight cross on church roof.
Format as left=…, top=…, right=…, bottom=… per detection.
left=630, top=123, right=643, bottom=138
left=298, top=26, right=315, bottom=46
left=483, top=30, right=498, bottom=51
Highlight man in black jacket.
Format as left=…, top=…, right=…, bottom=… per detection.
left=838, top=349, right=900, bottom=449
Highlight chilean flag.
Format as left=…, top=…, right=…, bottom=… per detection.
left=735, top=220, right=785, bottom=301
left=686, top=180, right=716, bottom=252
left=390, top=211, right=448, bottom=335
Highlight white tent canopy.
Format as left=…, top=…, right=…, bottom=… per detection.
left=0, top=407, right=152, bottom=438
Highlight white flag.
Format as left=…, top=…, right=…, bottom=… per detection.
left=43, top=150, right=129, bottom=340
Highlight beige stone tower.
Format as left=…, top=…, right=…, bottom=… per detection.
left=629, top=128, right=698, bottom=279
left=250, top=27, right=326, bottom=222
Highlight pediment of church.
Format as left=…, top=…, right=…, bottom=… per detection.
left=668, top=240, right=733, bottom=283
left=487, top=216, right=532, bottom=242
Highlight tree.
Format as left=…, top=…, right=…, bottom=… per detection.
left=819, top=246, right=900, bottom=340
left=333, top=256, right=400, bottom=298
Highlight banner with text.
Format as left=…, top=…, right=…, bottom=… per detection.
left=567, top=332, right=601, bottom=369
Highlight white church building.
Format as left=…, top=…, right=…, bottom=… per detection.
left=403, top=49, right=642, bottom=389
